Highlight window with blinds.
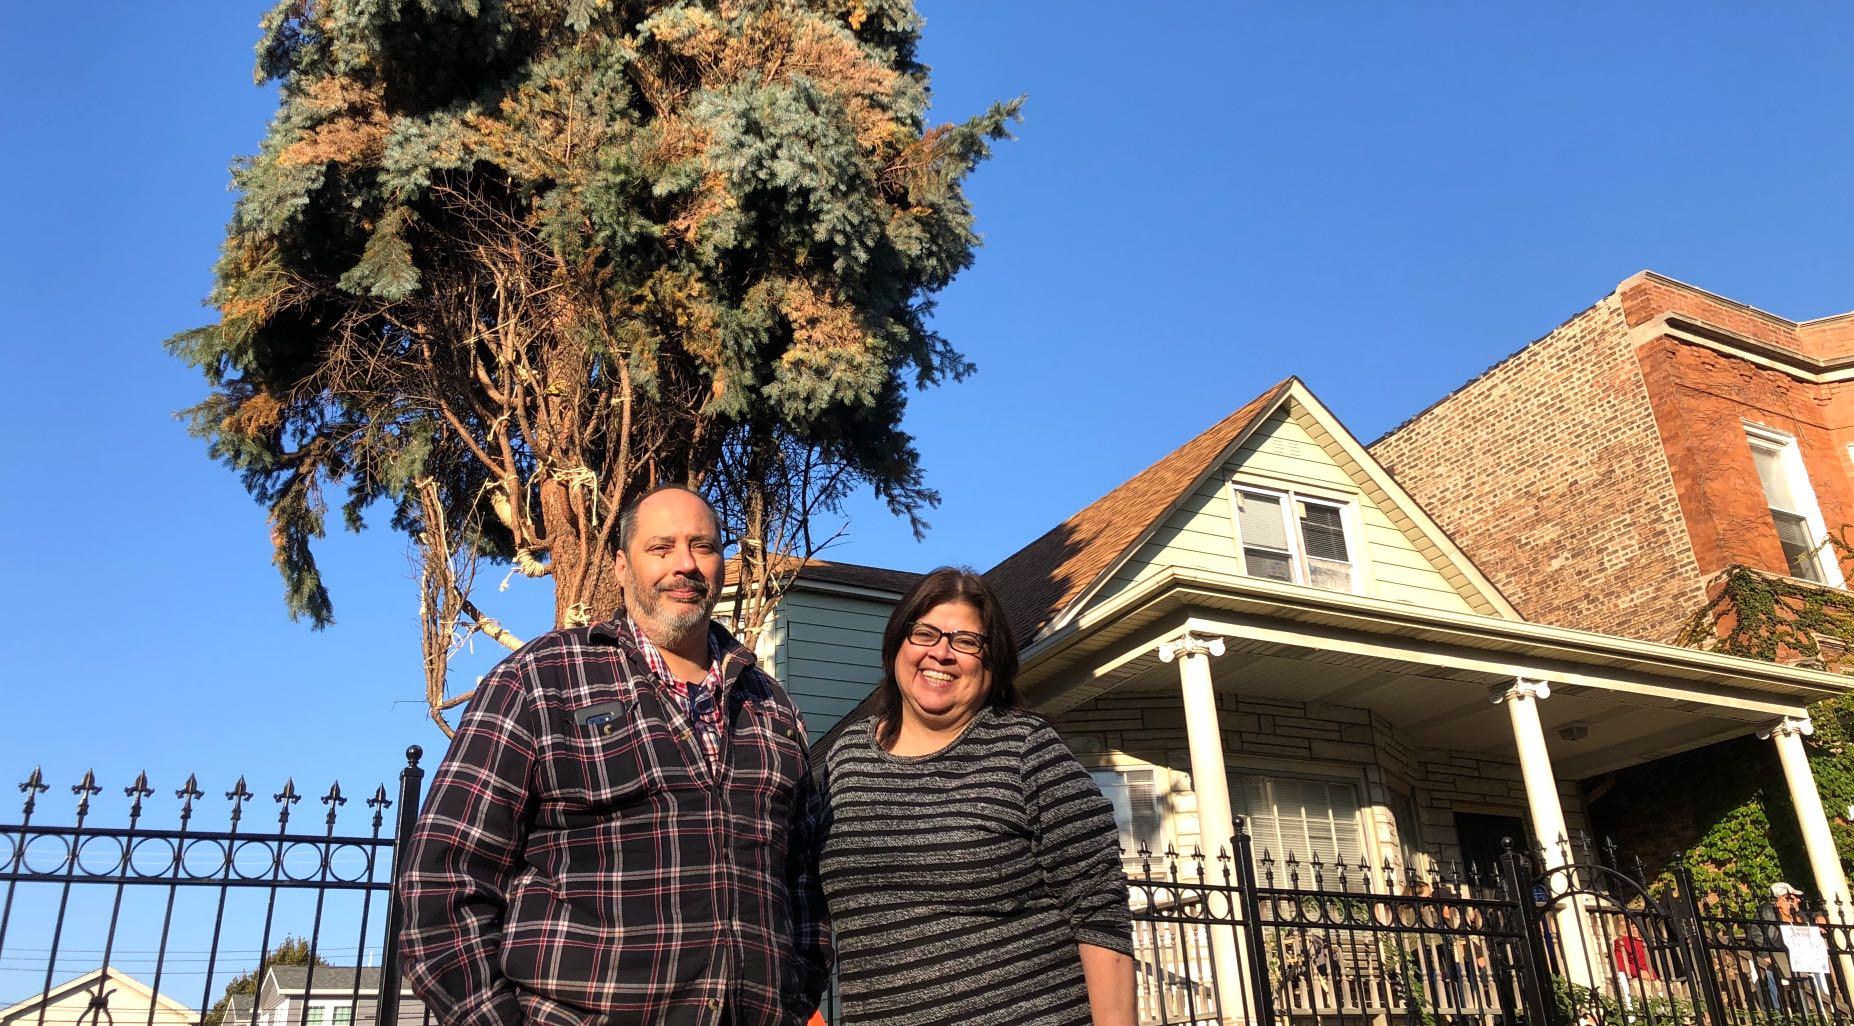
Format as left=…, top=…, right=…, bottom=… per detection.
left=1091, top=768, right=1167, bottom=872
left=1233, top=486, right=1356, bottom=593
left=1748, top=431, right=1830, bottom=584
left=1236, top=490, right=1295, bottom=582
left=1231, top=774, right=1368, bottom=886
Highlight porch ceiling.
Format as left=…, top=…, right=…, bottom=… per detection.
left=1019, top=568, right=1851, bottom=779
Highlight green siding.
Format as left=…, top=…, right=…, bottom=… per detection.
left=772, top=588, right=895, bottom=739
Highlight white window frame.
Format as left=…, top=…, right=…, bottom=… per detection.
left=1228, top=482, right=1363, bottom=594
left=1228, top=769, right=1370, bottom=885
left=1746, top=424, right=1844, bottom=587
left=1089, top=766, right=1171, bottom=864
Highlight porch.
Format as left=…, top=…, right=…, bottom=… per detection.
left=1015, top=566, right=1854, bottom=1025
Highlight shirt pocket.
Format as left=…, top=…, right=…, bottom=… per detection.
left=539, top=695, right=679, bottom=817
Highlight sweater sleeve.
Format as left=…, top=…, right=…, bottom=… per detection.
left=1023, top=721, right=1134, bottom=955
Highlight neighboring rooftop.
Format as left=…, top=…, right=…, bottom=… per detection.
left=725, top=555, right=921, bottom=597
left=266, top=967, right=391, bottom=994
left=788, top=558, right=923, bottom=595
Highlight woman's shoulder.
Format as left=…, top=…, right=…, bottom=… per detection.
left=977, top=708, right=1086, bottom=766
left=981, top=705, right=1050, bottom=732
left=989, top=706, right=1078, bottom=744
left=820, top=714, right=876, bottom=763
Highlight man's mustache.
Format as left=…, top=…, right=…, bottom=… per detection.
left=655, top=575, right=710, bottom=597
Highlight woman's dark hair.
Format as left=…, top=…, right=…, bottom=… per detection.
left=865, top=566, right=1021, bottom=749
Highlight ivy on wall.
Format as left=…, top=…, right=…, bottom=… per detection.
left=1670, top=555, right=1854, bottom=901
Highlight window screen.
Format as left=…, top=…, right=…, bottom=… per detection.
left=1297, top=500, right=1352, bottom=591
left=1232, top=774, right=1367, bottom=884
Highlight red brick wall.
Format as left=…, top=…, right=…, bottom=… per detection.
left=1372, top=293, right=1707, bottom=642
left=1802, top=316, right=1854, bottom=363
left=1637, top=335, right=1854, bottom=583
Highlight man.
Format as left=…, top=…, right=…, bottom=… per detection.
left=399, top=485, right=830, bottom=1026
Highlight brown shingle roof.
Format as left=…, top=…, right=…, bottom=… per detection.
left=725, top=556, right=921, bottom=596
left=985, top=380, right=1293, bottom=643
left=790, top=558, right=922, bottom=595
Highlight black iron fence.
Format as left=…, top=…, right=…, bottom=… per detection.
left=1124, top=828, right=1854, bottom=1026
left=9, top=755, right=1854, bottom=1026
left=0, top=750, right=426, bottom=1026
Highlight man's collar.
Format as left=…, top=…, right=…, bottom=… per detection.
left=589, top=610, right=758, bottom=673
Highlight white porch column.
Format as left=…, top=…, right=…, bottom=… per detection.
left=1159, top=633, right=1250, bottom=1025
left=1490, top=678, right=1597, bottom=989
left=1763, top=716, right=1853, bottom=910
left=1761, top=715, right=1854, bottom=1002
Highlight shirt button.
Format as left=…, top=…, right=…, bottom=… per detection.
left=706, top=998, right=722, bottom=1011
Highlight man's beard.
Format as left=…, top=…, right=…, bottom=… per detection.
left=627, top=573, right=717, bottom=649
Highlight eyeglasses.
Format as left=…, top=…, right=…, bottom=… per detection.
left=905, top=621, right=987, bottom=656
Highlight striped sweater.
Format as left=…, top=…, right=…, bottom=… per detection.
left=818, top=708, right=1132, bottom=1026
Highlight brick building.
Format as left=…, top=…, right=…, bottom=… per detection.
left=1372, top=270, right=1854, bottom=873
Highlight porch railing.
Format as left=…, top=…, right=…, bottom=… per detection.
left=1125, top=826, right=1854, bottom=1026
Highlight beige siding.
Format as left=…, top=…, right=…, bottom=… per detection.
left=3, top=977, right=196, bottom=1026
left=772, top=589, right=895, bottom=739
left=1089, top=406, right=1478, bottom=614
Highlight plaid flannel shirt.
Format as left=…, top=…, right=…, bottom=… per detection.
left=399, top=615, right=831, bottom=1026
left=626, top=615, right=724, bottom=767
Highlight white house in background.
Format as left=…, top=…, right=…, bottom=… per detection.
left=0, top=968, right=195, bottom=1026
left=771, top=376, right=1852, bottom=918
left=226, top=967, right=422, bottom=1026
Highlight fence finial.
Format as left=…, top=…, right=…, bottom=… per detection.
left=125, top=771, right=154, bottom=820
left=19, top=766, right=48, bottom=816
left=176, top=774, right=203, bottom=823
left=227, top=776, right=253, bottom=824
left=73, top=769, right=101, bottom=818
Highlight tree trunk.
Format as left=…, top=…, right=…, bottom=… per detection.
left=539, top=477, right=627, bottom=627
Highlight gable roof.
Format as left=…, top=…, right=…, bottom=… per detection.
left=985, top=378, right=1519, bottom=644
left=0, top=968, right=197, bottom=1024
left=266, top=967, right=382, bottom=995
left=258, top=966, right=416, bottom=1005
left=985, top=380, right=1293, bottom=642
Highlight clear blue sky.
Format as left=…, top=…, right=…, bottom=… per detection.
left=2, top=0, right=1851, bottom=1004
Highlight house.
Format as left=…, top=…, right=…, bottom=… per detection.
left=769, top=377, right=1853, bottom=928
left=750, top=560, right=920, bottom=741
left=1372, top=269, right=1854, bottom=646
left=0, top=968, right=195, bottom=1026
left=1372, top=271, right=1854, bottom=876
left=231, top=967, right=422, bottom=1026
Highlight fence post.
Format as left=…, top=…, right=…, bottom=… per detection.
left=375, top=746, right=425, bottom=1026
left=1501, top=849, right=1555, bottom=1026
left=1670, top=858, right=1730, bottom=1026
left=1232, top=826, right=1276, bottom=1026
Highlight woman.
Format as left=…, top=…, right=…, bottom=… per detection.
left=816, top=567, right=1136, bottom=1026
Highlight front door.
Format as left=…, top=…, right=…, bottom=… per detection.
left=1456, top=811, right=1531, bottom=875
